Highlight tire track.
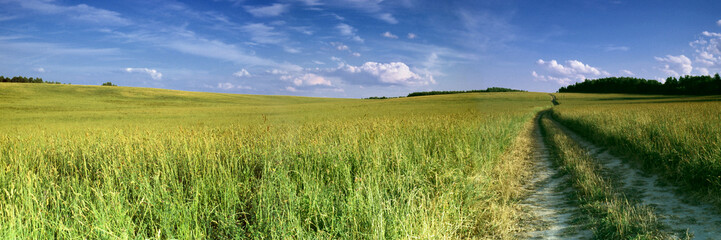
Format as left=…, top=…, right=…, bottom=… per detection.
left=551, top=117, right=721, bottom=239
left=519, top=115, right=592, bottom=239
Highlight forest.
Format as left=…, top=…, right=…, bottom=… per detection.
left=0, top=75, right=62, bottom=84
left=558, top=74, right=721, bottom=95
left=406, top=87, right=525, bottom=97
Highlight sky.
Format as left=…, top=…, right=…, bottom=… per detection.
left=1, top=0, right=720, bottom=98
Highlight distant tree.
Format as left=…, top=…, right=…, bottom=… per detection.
left=558, top=75, right=721, bottom=95
left=101, top=82, right=117, bottom=86
left=406, top=87, right=525, bottom=97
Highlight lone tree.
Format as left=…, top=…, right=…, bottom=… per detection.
left=101, top=82, right=117, bottom=86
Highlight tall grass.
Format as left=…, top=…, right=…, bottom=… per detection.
left=550, top=94, right=721, bottom=207
left=540, top=114, right=666, bottom=239
left=0, top=83, right=550, bottom=238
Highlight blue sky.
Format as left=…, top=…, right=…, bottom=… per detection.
left=1, top=0, right=720, bottom=98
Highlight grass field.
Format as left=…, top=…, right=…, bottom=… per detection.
left=550, top=94, right=721, bottom=207
left=0, top=83, right=550, bottom=239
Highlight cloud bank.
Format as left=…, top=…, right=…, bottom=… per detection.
left=532, top=59, right=609, bottom=85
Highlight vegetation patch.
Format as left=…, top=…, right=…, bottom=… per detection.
left=0, top=83, right=550, bottom=239
left=550, top=93, right=721, bottom=208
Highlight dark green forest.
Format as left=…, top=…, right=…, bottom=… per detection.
left=407, top=87, right=525, bottom=97
left=558, top=74, right=721, bottom=95
left=0, top=76, right=62, bottom=84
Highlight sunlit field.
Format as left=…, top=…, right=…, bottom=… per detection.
left=0, top=83, right=550, bottom=238
left=550, top=94, right=721, bottom=206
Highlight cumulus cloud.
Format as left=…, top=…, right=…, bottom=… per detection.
left=281, top=73, right=331, bottom=86
left=352, top=52, right=361, bottom=57
left=690, top=30, right=721, bottom=75
left=717, top=19, right=721, bottom=26
left=244, top=3, right=289, bottom=17
left=532, top=59, right=609, bottom=85
left=702, top=31, right=721, bottom=38
left=233, top=69, right=251, bottom=78
left=336, top=23, right=364, bottom=43
left=34, top=67, right=45, bottom=73
left=655, top=55, right=693, bottom=76
left=125, top=68, right=162, bottom=80
left=382, top=31, right=398, bottom=39
left=338, top=62, right=434, bottom=86
left=407, top=33, right=416, bottom=39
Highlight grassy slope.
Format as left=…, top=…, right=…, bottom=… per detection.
left=0, top=83, right=550, bottom=239
left=550, top=93, right=721, bottom=207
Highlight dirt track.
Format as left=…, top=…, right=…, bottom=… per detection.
left=553, top=119, right=721, bottom=239
left=519, top=116, right=591, bottom=239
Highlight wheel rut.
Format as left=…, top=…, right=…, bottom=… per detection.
left=519, top=115, right=592, bottom=239
left=550, top=116, right=721, bottom=239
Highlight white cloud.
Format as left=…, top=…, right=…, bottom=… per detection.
left=282, top=73, right=332, bottom=86
left=285, top=86, right=297, bottom=92
left=336, top=23, right=364, bottom=43
left=34, top=67, right=45, bottom=73
left=233, top=69, right=251, bottom=78
left=125, top=68, right=162, bottom=80
left=331, top=42, right=350, bottom=51
left=717, top=19, right=721, bottom=26
left=533, top=59, right=609, bottom=85
left=382, top=31, right=398, bottom=39
left=331, top=42, right=360, bottom=57
left=690, top=30, right=721, bottom=74
left=313, top=60, right=325, bottom=65
left=339, top=62, right=434, bottom=86
left=620, top=69, right=635, bottom=76
left=8, top=0, right=130, bottom=25
left=377, top=13, right=398, bottom=24
left=655, top=55, right=692, bottom=76
left=218, top=82, right=252, bottom=90
left=244, top=3, right=289, bottom=17
left=702, top=31, right=721, bottom=38
left=407, top=33, right=416, bottom=39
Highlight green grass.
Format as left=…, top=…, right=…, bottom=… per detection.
left=0, top=83, right=550, bottom=238
left=539, top=113, right=666, bottom=239
left=549, top=93, right=721, bottom=207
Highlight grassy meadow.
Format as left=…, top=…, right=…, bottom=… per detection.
left=0, top=83, right=550, bottom=239
left=550, top=94, right=721, bottom=206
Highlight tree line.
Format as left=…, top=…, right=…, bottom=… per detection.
left=406, top=87, right=525, bottom=97
left=558, top=74, right=721, bottom=95
left=0, top=75, right=63, bottom=84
